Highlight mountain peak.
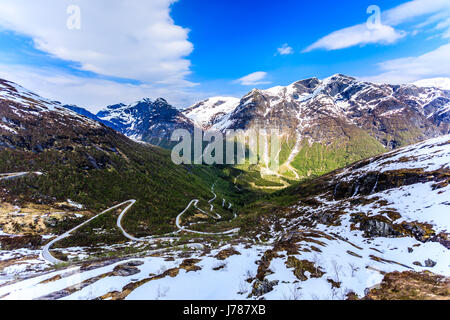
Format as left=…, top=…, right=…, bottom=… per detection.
left=323, top=74, right=356, bottom=84
left=154, top=97, right=170, bottom=105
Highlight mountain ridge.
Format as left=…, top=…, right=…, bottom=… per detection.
left=58, top=74, right=450, bottom=184
left=5, top=74, right=450, bottom=185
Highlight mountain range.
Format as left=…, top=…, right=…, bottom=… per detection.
left=64, top=74, right=450, bottom=182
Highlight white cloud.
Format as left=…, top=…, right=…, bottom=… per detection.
left=383, top=0, right=450, bottom=25
left=0, top=64, right=206, bottom=112
left=360, top=43, right=450, bottom=84
left=304, top=0, right=450, bottom=52
left=234, top=72, right=270, bottom=86
left=277, top=44, right=294, bottom=55
left=0, top=0, right=194, bottom=86
left=304, top=24, right=405, bottom=52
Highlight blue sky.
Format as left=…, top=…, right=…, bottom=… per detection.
left=0, top=0, right=448, bottom=111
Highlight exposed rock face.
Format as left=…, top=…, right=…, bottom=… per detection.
left=424, top=259, right=437, bottom=268
left=252, top=279, right=279, bottom=297
left=358, top=219, right=401, bottom=238
left=112, top=261, right=144, bottom=277
left=214, top=247, right=241, bottom=260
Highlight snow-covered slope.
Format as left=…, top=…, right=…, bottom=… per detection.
left=0, top=78, right=106, bottom=151
left=183, top=96, right=240, bottom=130
left=0, top=79, right=61, bottom=111
left=0, top=78, right=101, bottom=130
left=1, top=135, right=448, bottom=300
left=414, top=78, right=450, bottom=91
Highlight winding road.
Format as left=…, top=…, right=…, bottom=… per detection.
left=2, top=172, right=240, bottom=264
left=1, top=172, right=241, bottom=264
left=174, top=199, right=239, bottom=235
left=41, top=181, right=239, bottom=264
left=41, top=200, right=136, bottom=264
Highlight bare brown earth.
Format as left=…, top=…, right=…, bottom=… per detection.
left=0, top=201, right=91, bottom=235
left=362, top=271, right=450, bottom=300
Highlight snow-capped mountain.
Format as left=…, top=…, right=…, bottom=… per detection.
left=180, top=74, right=450, bottom=179
left=0, top=78, right=107, bottom=152
left=188, top=74, right=449, bottom=140
left=65, top=98, right=196, bottom=146
left=413, top=78, right=450, bottom=91
left=0, top=78, right=97, bottom=127
left=61, top=74, right=449, bottom=180
left=95, top=98, right=195, bottom=144
left=183, top=96, right=240, bottom=130
left=63, top=75, right=449, bottom=156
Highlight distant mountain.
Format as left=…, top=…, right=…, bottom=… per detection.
left=64, top=98, right=196, bottom=147
left=182, top=74, right=450, bottom=179
left=187, top=74, right=449, bottom=139
left=183, top=96, right=240, bottom=130
left=63, top=104, right=102, bottom=123
left=413, top=77, right=450, bottom=91
left=61, top=74, right=450, bottom=183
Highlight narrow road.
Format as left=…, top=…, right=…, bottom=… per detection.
left=175, top=199, right=239, bottom=236
left=41, top=183, right=240, bottom=264
left=41, top=200, right=136, bottom=264
left=0, top=172, right=42, bottom=181
left=208, top=182, right=217, bottom=212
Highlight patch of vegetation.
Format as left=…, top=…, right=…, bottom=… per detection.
left=291, top=130, right=386, bottom=178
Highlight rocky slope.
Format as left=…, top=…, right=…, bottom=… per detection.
left=236, top=133, right=450, bottom=299
left=361, top=271, right=449, bottom=300
left=184, top=75, right=450, bottom=179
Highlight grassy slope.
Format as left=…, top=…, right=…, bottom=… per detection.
left=291, top=130, right=386, bottom=178
left=0, top=136, right=254, bottom=238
